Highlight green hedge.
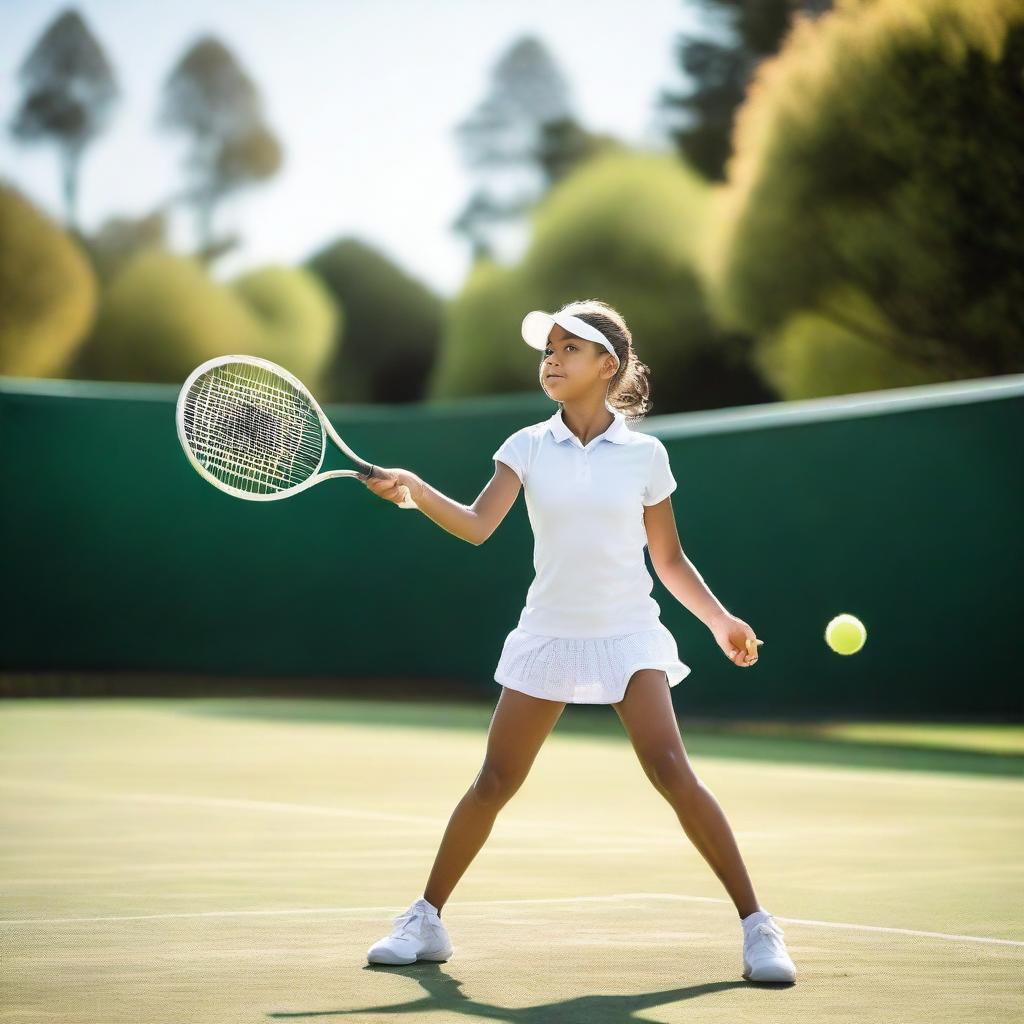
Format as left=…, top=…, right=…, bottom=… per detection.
left=76, top=250, right=337, bottom=384
left=307, top=237, right=442, bottom=404
left=0, top=184, right=97, bottom=376
left=433, top=150, right=755, bottom=412
left=707, top=0, right=1024, bottom=379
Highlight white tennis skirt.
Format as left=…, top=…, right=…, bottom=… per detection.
left=493, top=623, right=691, bottom=704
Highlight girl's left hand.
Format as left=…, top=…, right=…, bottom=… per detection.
left=709, top=613, right=763, bottom=667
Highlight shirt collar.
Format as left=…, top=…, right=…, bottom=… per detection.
left=546, top=407, right=630, bottom=446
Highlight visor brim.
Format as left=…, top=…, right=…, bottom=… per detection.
left=521, top=310, right=555, bottom=351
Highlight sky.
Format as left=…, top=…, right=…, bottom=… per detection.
left=0, top=0, right=700, bottom=298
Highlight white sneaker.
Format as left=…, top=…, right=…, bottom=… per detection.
left=367, top=897, right=453, bottom=965
left=742, top=912, right=797, bottom=983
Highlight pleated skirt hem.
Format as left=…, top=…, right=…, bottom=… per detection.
left=493, top=624, right=692, bottom=705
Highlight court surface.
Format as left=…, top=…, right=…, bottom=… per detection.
left=1, top=697, right=1021, bottom=1024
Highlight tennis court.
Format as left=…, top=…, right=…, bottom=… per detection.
left=2, top=696, right=1020, bottom=1024
left=3, top=1, right=1022, bottom=1020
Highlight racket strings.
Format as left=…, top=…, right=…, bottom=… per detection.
left=215, top=367, right=326, bottom=482
left=202, top=376, right=321, bottom=468
left=183, top=363, right=324, bottom=494
left=203, top=372, right=319, bottom=478
left=192, top=392, right=314, bottom=491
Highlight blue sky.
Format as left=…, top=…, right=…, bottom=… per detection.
left=0, top=0, right=699, bottom=297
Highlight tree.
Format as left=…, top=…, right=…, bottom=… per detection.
left=434, top=151, right=774, bottom=413
left=306, top=237, right=443, bottom=404
left=706, top=0, right=1024, bottom=378
left=159, top=36, right=282, bottom=258
left=85, top=208, right=169, bottom=282
left=76, top=251, right=335, bottom=384
left=533, top=117, right=616, bottom=190
left=9, top=8, right=119, bottom=229
left=658, top=0, right=830, bottom=181
left=452, top=36, right=610, bottom=264
left=450, top=191, right=505, bottom=264
left=0, top=184, right=98, bottom=377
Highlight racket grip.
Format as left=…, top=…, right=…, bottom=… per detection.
left=364, top=464, right=419, bottom=510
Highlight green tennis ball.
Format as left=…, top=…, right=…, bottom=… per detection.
left=825, top=614, right=866, bottom=655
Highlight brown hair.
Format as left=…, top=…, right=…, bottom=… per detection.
left=554, top=298, right=652, bottom=422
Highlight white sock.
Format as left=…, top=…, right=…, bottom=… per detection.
left=420, top=896, right=439, bottom=916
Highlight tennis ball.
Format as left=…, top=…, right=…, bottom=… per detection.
left=825, top=614, right=866, bottom=655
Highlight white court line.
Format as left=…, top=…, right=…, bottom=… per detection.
left=0, top=779, right=984, bottom=844
left=0, top=778, right=680, bottom=841
left=4, top=757, right=1022, bottom=796
left=1, top=892, right=1021, bottom=947
left=0, top=778, right=451, bottom=828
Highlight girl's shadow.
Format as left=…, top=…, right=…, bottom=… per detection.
left=268, top=962, right=788, bottom=1023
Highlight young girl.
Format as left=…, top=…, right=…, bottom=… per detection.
left=361, top=299, right=796, bottom=984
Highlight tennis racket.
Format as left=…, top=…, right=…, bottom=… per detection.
left=175, top=353, right=418, bottom=507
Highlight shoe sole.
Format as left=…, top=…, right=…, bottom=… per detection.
left=743, top=966, right=796, bottom=983
left=368, top=947, right=453, bottom=965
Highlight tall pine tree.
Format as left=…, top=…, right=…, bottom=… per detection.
left=159, top=36, right=282, bottom=259
left=10, top=9, right=119, bottom=229
left=658, top=0, right=831, bottom=181
left=452, top=36, right=615, bottom=263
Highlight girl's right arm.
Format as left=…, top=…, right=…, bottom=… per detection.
left=362, top=462, right=522, bottom=546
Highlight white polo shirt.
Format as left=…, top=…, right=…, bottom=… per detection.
left=492, top=406, right=677, bottom=638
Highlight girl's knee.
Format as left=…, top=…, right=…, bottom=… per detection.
left=642, top=750, right=702, bottom=802
left=471, top=763, right=522, bottom=807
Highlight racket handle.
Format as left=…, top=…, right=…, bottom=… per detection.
left=364, top=464, right=419, bottom=510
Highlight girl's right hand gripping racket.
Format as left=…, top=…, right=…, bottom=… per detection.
left=175, top=354, right=418, bottom=508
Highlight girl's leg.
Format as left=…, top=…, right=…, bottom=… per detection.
left=611, top=669, right=760, bottom=919
left=423, top=685, right=566, bottom=916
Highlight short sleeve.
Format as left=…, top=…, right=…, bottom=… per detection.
left=643, top=439, right=676, bottom=506
left=492, top=430, right=529, bottom=484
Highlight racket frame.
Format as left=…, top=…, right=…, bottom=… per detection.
left=175, top=353, right=416, bottom=506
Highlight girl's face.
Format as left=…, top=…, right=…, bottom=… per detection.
left=539, top=325, right=616, bottom=402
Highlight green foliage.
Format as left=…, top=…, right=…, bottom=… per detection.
left=659, top=0, right=815, bottom=181
left=708, top=0, right=1024, bottom=376
left=10, top=9, right=119, bottom=226
left=427, top=257, right=536, bottom=398
left=0, top=184, right=97, bottom=376
left=535, top=120, right=625, bottom=191
left=451, top=35, right=622, bottom=261
left=216, top=123, right=282, bottom=189
left=306, top=238, right=442, bottom=404
left=524, top=151, right=714, bottom=360
left=232, top=265, right=337, bottom=377
left=85, top=209, right=168, bottom=283
left=757, top=286, right=943, bottom=399
left=76, top=250, right=336, bottom=384
left=159, top=36, right=282, bottom=253
left=435, top=148, right=777, bottom=411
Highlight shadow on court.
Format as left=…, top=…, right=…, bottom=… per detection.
left=268, top=969, right=757, bottom=1022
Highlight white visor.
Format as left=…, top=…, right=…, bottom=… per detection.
left=522, top=310, right=620, bottom=371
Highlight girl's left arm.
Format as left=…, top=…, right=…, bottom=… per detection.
left=643, top=498, right=762, bottom=667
